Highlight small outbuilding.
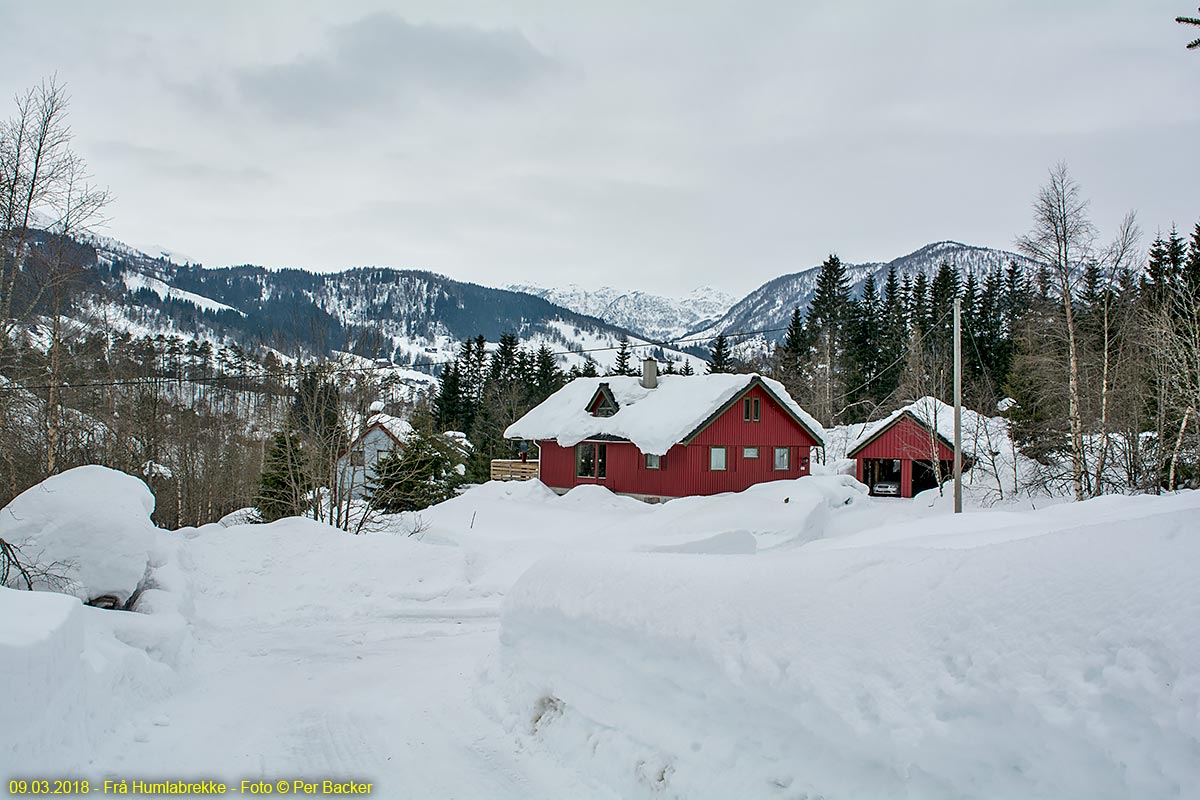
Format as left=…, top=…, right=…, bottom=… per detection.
left=847, top=397, right=966, bottom=498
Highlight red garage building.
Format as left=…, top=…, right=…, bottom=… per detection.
left=848, top=397, right=963, bottom=498
left=505, top=360, right=825, bottom=502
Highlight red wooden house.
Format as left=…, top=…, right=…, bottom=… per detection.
left=504, top=359, right=825, bottom=502
left=847, top=397, right=962, bottom=498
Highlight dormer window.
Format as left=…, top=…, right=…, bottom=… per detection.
left=587, top=384, right=620, bottom=417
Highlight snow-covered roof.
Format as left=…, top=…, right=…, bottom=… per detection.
left=847, top=396, right=960, bottom=456
left=362, top=412, right=414, bottom=444
left=505, top=373, right=825, bottom=456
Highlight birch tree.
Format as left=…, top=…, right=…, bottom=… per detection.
left=1016, top=164, right=1094, bottom=501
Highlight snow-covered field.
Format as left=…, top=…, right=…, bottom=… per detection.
left=2, top=468, right=1198, bottom=798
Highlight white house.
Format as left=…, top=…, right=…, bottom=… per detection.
left=336, top=410, right=415, bottom=500
left=336, top=406, right=473, bottom=500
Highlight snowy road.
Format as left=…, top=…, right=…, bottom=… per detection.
left=87, top=527, right=608, bottom=799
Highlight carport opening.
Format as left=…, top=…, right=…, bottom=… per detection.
left=912, top=459, right=952, bottom=496
left=863, top=458, right=902, bottom=496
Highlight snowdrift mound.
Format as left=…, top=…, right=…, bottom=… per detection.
left=637, top=475, right=866, bottom=550
left=0, top=466, right=158, bottom=604
left=496, top=491, right=1200, bottom=799
left=0, top=587, right=87, bottom=769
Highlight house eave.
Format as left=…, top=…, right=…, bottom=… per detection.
left=846, top=410, right=956, bottom=458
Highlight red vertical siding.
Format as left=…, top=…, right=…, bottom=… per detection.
left=853, top=415, right=953, bottom=462
left=853, top=414, right=952, bottom=499
left=533, top=384, right=821, bottom=498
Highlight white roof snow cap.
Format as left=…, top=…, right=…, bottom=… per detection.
left=363, top=412, right=414, bottom=443
left=847, top=396, right=961, bottom=456
left=504, top=373, right=825, bottom=456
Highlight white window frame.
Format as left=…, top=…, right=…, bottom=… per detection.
left=645, top=454, right=662, bottom=470
left=743, top=446, right=759, bottom=459
left=774, top=447, right=790, bottom=471
left=710, top=446, right=728, bottom=471
left=349, top=449, right=365, bottom=467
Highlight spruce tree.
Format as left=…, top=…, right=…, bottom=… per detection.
left=366, top=431, right=462, bottom=513
left=255, top=429, right=309, bottom=522
left=1186, top=221, right=1200, bottom=294
left=611, top=336, right=636, bottom=376
left=680, top=359, right=695, bottom=376
left=909, top=272, right=931, bottom=334
left=844, top=275, right=882, bottom=412
left=808, top=254, right=851, bottom=330
left=774, top=306, right=806, bottom=381
left=707, top=334, right=734, bottom=374
left=434, top=361, right=463, bottom=431
left=806, top=254, right=853, bottom=424
left=488, top=332, right=521, bottom=386
left=531, top=344, right=565, bottom=400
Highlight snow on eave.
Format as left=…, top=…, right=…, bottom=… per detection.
left=342, top=413, right=415, bottom=457
left=846, top=396, right=962, bottom=457
left=504, top=373, right=824, bottom=456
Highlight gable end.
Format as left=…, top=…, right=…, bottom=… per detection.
left=847, top=410, right=954, bottom=458
left=681, top=376, right=824, bottom=446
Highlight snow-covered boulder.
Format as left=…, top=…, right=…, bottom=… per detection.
left=0, top=466, right=158, bottom=604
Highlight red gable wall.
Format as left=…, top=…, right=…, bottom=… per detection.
left=535, top=383, right=821, bottom=498
left=853, top=414, right=953, bottom=461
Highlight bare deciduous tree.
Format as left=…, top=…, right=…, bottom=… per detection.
left=1016, top=164, right=1095, bottom=501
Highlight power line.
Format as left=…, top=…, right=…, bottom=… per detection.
left=834, top=305, right=955, bottom=404
left=0, top=324, right=791, bottom=394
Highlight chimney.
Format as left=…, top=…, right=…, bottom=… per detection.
left=641, top=357, right=658, bottom=389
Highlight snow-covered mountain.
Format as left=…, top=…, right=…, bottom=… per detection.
left=695, top=241, right=1039, bottom=346
left=507, top=284, right=737, bottom=342
left=37, top=232, right=1035, bottom=379
left=70, top=236, right=710, bottom=377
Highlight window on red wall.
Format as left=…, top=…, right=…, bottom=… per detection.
left=710, top=446, right=728, bottom=471
left=645, top=453, right=664, bottom=470
left=774, top=447, right=790, bottom=470
left=742, top=397, right=761, bottom=422
left=576, top=443, right=608, bottom=477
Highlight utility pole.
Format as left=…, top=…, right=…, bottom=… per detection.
left=953, top=298, right=963, bottom=513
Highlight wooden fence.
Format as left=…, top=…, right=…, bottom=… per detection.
left=490, top=459, right=540, bottom=482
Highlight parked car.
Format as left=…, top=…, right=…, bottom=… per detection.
left=872, top=480, right=901, bottom=497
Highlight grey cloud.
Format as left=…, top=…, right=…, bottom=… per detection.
left=233, top=14, right=560, bottom=121
left=92, top=140, right=272, bottom=184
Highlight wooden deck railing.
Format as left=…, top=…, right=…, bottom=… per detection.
left=490, top=459, right=540, bottom=481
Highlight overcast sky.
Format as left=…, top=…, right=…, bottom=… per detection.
left=4, top=1, right=1197, bottom=294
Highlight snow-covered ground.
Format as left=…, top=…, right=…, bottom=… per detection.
left=2, top=468, right=1198, bottom=798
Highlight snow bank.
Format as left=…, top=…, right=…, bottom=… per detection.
left=0, top=588, right=87, bottom=770
left=0, top=551, right=186, bottom=773
left=0, top=466, right=158, bottom=604
left=495, top=491, right=1200, bottom=799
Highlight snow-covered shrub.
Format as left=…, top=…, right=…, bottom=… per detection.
left=0, top=466, right=158, bottom=605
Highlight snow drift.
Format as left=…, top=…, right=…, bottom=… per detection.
left=495, top=491, right=1200, bottom=799
left=0, top=587, right=88, bottom=769
left=0, top=466, right=158, bottom=604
